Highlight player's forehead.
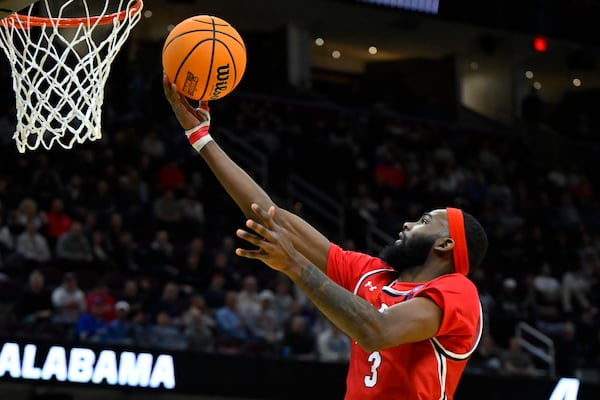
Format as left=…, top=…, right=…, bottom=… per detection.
left=428, top=209, right=447, bottom=219
left=426, top=209, right=449, bottom=225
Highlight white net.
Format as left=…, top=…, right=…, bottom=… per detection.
left=0, top=0, right=143, bottom=153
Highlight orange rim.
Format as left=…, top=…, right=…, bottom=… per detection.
left=2, top=0, right=143, bottom=29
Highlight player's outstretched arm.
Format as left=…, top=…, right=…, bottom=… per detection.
left=163, top=75, right=331, bottom=272
left=236, top=204, right=444, bottom=351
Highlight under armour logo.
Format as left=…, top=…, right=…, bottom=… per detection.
left=365, top=281, right=377, bottom=291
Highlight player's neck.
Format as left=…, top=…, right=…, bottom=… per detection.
left=398, top=262, right=452, bottom=283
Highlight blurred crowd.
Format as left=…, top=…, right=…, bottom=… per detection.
left=0, top=39, right=598, bottom=380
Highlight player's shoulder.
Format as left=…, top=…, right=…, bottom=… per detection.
left=425, top=273, right=478, bottom=293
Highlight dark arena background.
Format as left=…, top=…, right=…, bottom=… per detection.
left=0, top=0, right=600, bottom=399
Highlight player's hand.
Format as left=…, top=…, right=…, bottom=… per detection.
left=162, top=73, right=210, bottom=131
left=235, top=204, right=306, bottom=274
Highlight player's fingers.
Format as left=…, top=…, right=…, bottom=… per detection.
left=235, top=247, right=263, bottom=260
left=236, top=228, right=265, bottom=247
left=162, top=73, right=177, bottom=98
left=163, top=78, right=187, bottom=111
left=235, top=229, right=268, bottom=260
left=245, top=218, right=275, bottom=242
left=251, top=203, right=275, bottom=230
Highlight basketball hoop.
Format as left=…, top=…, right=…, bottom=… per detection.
left=0, top=0, right=144, bottom=153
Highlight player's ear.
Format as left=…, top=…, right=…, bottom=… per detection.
left=433, top=237, right=454, bottom=254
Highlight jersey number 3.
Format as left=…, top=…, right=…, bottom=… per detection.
left=364, top=351, right=381, bottom=387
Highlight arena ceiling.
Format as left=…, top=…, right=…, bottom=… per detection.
left=143, top=0, right=599, bottom=100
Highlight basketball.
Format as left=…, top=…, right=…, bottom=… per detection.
left=162, top=15, right=247, bottom=101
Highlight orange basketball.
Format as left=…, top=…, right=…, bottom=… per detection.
left=162, top=15, right=247, bottom=101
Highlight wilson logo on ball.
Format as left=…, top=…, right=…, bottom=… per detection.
left=210, top=64, right=230, bottom=100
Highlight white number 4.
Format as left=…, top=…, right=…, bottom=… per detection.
left=549, top=378, right=580, bottom=400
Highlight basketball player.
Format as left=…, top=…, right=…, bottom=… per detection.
left=163, top=75, right=489, bottom=399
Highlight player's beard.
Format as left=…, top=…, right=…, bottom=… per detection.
left=379, top=233, right=437, bottom=273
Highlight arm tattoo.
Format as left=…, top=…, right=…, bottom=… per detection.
left=293, top=262, right=378, bottom=340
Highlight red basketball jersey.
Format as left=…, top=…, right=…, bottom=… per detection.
left=327, top=244, right=483, bottom=400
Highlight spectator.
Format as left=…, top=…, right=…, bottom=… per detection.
left=211, top=249, right=240, bottom=290
left=281, top=315, right=317, bottom=360
left=89, top=229, right=113, bottom=270
left=500, top=336, right=538, bottom=377
left=55, top=221, right=93, bottom=267
left=51, top=272, right=86, bottom=326
left=316, top=320, right=351, bottom=363
left=202, top=271, right=228, bottom=311
left=561, top=264, right=592, bottom=314
left=13, top=197, right=46, bottom=234
left=245, top=289, right=283, bottom=354
left=15, top=270, right=53, bottom=329
left=177, top=188, right=206, bottom=236
left=153, top=189, right=182, bottom=232
left=179, top=251, right=208, bottom=293
left=15, top=220, right=52, bottom=268
left=146, top=229, right=177, bottom=280
left=76, top=295, right=109, bottom=343
left=493, top=277, right=527, bottom=346
left=85, top=280, right=116, bottom=322
left=183, top=295, right=215, bottom=352
left=147, top=310, right=186, bottom=350
left=148, top=281, right=184, bottom=325
left=118, top=279, right=144, bottom=315
left=237, top=275, right=261, bottom=316
left=272, top=277, right=295, bottom=325
left=532, top=262, right=564, bottom=336
left=214, top=290, right=250, bottom=352
left=112, top=231, right=140, bottom=275
left=44, top=197, right=73, bottom=245
left=158, top=161, right=186, bottom=192
left=372, top=147, right=405, bottom=190
left=104, top=301, right=135, bottom=345
left=140, top=129, right=166, bottom=159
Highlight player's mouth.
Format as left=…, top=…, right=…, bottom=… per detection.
left=395, top=232, right=406, bottom=244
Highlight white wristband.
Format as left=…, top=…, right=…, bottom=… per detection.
left=191, top=133, right=213, bottom=152
left=185, top=120, right=212, bottom=152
